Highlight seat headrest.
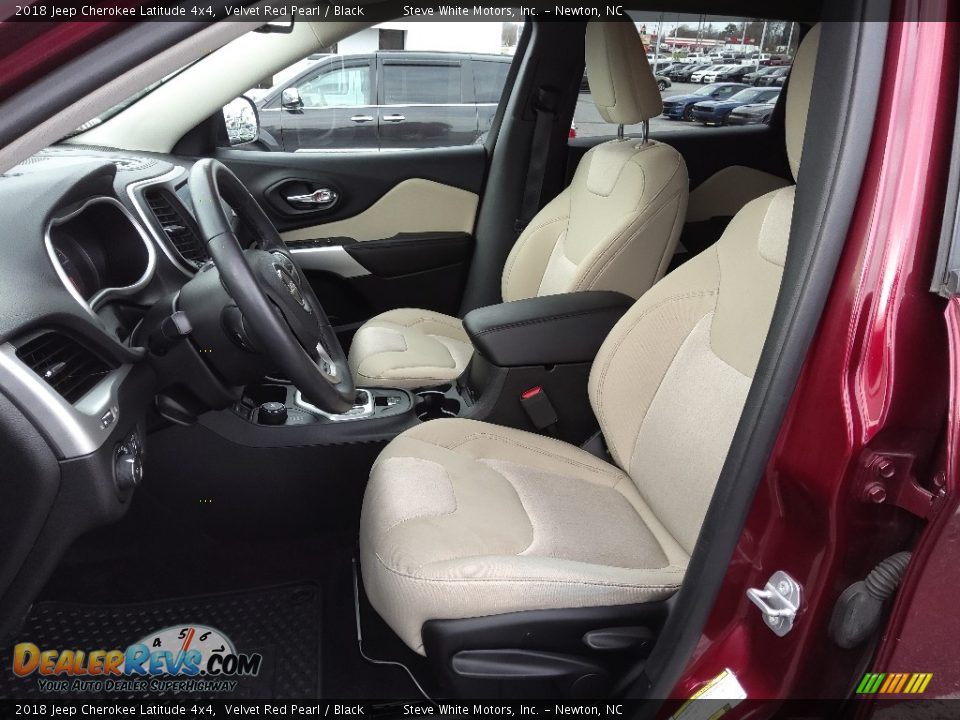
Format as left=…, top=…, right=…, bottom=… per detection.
left=785, top=24, right=821, bottom=180
left=585, top=21, right=662, bottom=125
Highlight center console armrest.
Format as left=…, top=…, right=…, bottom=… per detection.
left=463, top=291, right=635, bottom=367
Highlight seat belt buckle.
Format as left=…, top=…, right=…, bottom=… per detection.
left=520, top=386, right=559, bottom=433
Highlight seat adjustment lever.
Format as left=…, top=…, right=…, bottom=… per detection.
left=581, top=626, right=654, bottom=653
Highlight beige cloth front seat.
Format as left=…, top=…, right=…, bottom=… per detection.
left=359, top=24, right=821, bottom=655
left=348, top=21, right=688, bottom=389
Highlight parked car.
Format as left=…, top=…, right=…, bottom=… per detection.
left=759, top=66, right=792, bottom=86
left=700, top=65, right=743, bottom=84
left=581, top=72, right=670, bottom=93
left=655, top=62, right=685, bottom=76
left=725, top=100, right=778, bottom=125
left=255, top=51, right=511, bottom=152
left=743, top=65, right=781, bottom=84
left=761, top=53, right=793, bottom=66
left=690, top=64, right=726, bottom=83
left=669, top=62, right=711, bottom=81
left=648, top=59, right=676, bottom=75
left=690, top=87, right=781, bottom=125
left=716, top=65, right=755, bottom=82
left=661, top=82, right=749, bottom=120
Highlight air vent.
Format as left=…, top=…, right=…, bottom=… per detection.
left=16, top=332, right=114, bottom=404
left=143, top=188, right=210, bottom=269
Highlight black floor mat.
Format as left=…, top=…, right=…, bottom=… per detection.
left=0, top=582, right=321, bottom=700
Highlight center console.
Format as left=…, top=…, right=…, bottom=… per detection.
left=202, top=291, right=634, bottom=448
left=455, top=291, right=635, bottom=443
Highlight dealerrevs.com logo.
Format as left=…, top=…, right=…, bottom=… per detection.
left=11, top=625, right=261, bottom=694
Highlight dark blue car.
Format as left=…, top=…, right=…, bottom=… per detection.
left=661, top=83, right=749, bottom=121
left=690, top=87, right=782, bottom=125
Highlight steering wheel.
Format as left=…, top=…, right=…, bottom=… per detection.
left=188, top=158, right=355, bottom=414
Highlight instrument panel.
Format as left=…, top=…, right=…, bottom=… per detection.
left=46, top=196, right=156, bottom=312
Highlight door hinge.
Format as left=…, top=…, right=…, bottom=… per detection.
left=746, top=570, right=802, bottom=637
left=858, top=449, right=945, bottom=520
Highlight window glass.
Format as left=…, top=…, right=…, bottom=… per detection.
left=574, top=15, right=800, bottom=139
left=222, top=20, right=521, bottom=151
left=474, top=60, right=511, bottom=104
left=383, top=64, right=462, bottom=105
left=297, top=64, right=370, bottom=107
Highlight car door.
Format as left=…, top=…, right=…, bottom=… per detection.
left=279, top=57, right=378, bottom=152
left=214, top=37, right=516, bottom=344
left=377, top=54, right=479, bottom=150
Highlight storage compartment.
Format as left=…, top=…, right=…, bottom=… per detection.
left=454, top=292, right=634, bottom=444
left=463, top=291, right=634, bottom=368
left=415, top=390, right=461, bottom=421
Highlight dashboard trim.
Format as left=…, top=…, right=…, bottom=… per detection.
left=0, top=343, right=132, bottom=459
left=288, top=244, right=371, bottom=278
left=45, top=196, right=158, bottom=318
left=125, top=166, right=195, bottom=278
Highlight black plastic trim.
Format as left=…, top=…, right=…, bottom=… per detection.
left=463, top=291, right=634, bottom=367
left=345, top=233, right=474, bottom=278
left=422, top=603, right=668, bottom=699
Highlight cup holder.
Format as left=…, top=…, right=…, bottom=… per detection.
left=415, top=390, right=461, bottom=421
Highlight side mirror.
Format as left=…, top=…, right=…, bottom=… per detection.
left=281, top=87, right=303, bottom=110
left=222, top=95, right=259, bottom=146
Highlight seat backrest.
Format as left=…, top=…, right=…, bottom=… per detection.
left=500, top=21, right=689, bottom=303
left=588, top=25, right=821, bottom=555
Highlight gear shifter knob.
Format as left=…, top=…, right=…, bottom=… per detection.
left=257, top=401, right=288, bottom=426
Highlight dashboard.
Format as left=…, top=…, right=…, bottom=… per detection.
left=0, top=145, right=217, bottom=635
left=47, top=196, right=155, bottom=311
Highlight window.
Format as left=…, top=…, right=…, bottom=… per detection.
left=221, top=20, right=522, bottom=151
left=297, top=64, right=370, bottom=107
left=474, top=60, right=511, bottom=104
left=574, top=15, right=800, bottom=139
left=382, top=63, right=462, bottom=105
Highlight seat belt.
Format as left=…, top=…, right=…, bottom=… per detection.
left=515, top=87, right=560, bottom=235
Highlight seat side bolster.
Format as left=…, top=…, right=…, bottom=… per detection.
left=501, top=189, right=572, bottom=302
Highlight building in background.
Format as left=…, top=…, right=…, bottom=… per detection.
left=338, top=22, right=509, bottom=56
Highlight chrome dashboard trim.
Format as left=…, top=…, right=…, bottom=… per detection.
left=288, top=244, right=370, bottom=278
left=45, top=196, right=157, bottom=320
left=295, top=388, right=375, bottom=422
left=126, top=165, right=195, bottom=278
left=0, top=343, right=132, bottom=459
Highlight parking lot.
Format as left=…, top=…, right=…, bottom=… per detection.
left=575, top=82, right=734, bottom=138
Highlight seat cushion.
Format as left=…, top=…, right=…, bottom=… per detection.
left=347, top=308, right=473, bottom=389
left=359, top=418, right=689, bottom=654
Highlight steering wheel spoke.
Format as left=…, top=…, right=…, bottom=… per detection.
left=188, top=159, right=356, bottom=414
